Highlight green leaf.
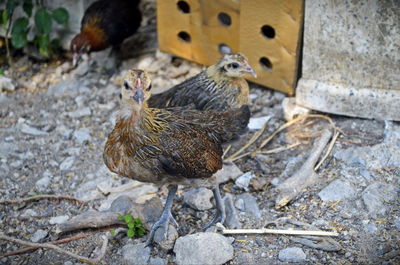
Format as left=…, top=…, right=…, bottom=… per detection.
left=124, top=215, right=134, bottom=224
left=127, top=229, right=135, bottom=238
left=1, top=10, right=8, bottom=26
left=127, top=223, right=135, bottom=229
left=11, top=31, right=27, bottom=48
left=11, top=17, right=29, bottom=49
left=51, top=7, right=68, bottom=26
left=34, top=8, right=52, bottom=35
left=11, top=17, right=29, bottom=34
left=37, top=34, right=50, bottom=57
left=133, top=218, right=142, bottom=225
left=110, top=230, right=116, bottom=236
left=137, top=227, right=145, bottom=236
left=0, top=69, right=5, bottom=75
left=118, top=215, right=124, bottom=221
left=23, top=0, right=33, bottom=17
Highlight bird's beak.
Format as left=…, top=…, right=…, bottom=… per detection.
left=132, top=78, right=144, bottom=104
left=245, top=64, right=257, bottom=78
left=72, top=53, right=81, bottom=67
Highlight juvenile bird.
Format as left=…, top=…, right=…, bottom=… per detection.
left=103, top=69, right=250, bottom=245
left=70, top=0, right=142, bottom=66
left=148, top=53, right=256, bottom=111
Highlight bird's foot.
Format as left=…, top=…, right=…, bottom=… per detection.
left=203, top=208, right=226, bottom=231
left=145, top=211, right=176, bottom=246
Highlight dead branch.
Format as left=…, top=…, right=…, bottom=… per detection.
left=0, top=195, right=87, bottom=205
left=0, top=233, right=92, bottom=258
left=0, top=233, right=108, bottom=264
left=221, top=228, right=338, bottom=237
left=275, top=129, right=333, bottom=208
left=315, top=130, right=340, bottom=171
left=59, top=211, right=123, bottom=233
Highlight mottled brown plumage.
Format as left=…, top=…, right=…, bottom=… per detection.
left=148, top=53, right=256, bottom=111
left=103, top=69, right=250, bottom=245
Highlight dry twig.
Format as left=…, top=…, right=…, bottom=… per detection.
left=314, top=130, right=340, bottom=171
left=221, top=228, right=338, bottom=237
left=0, top=233, right=108, bottom=264
left=0, top=233, right=92, bottom=258
left=275, top=129, right=333, bottom=208
left=0, top=195, right=87, bottom=205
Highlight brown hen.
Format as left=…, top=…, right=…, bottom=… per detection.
left=103, top=69, right=250, bottom=245
left=148, top=53, right=256, bottom=111
left=70, top=0, right=141, bottom=66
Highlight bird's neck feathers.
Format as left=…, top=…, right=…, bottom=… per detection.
left=206, top=64, right=240, bottom=86
left=117, top=102, right=165, bottom=133
left=80, top=22, right=107, bottom=51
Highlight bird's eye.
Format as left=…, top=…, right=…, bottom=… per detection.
left=229, top=63, right=240, bottom=69
left=124, top=81, right=131, bottom=90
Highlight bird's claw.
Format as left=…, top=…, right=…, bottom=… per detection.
left=202, top=209, right=226, bottom=231
left=145, top=211, right=177, bottom=246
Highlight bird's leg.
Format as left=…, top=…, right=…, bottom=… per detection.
left=203, top=185, right=226, bottom=230
left=145, top=184, right=177, bottom=246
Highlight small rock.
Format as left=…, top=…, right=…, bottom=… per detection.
left=0, top=76, right=15, bottom=92
left=183, top=187, right=213, bottom=211
left=0, top=142, right=17, bottom=158
left=73, top=128, right=91, bottom=143
left=236, top=193, right=261, bottom=220
left=122, top=243, right=151, bottom=265
left=247, top=116, right=271, bottom=130
left=35, top=175, right=51, bottom=191
left=31, top=229, right=48, bottom=242
left=47, top=80, right=81, bottom=98
left=154, top=224, right=179, bottom=251
left=318, top=180, right=357, bottom=202
left=362, top=182, right=398, bottom=217
left=363, top=223, right=378, bottom=233
left=235, top=172, right=256, bottom=191
left=234, top=198, right=245, bottom=211
left=20, top=124, right=47, bottom=136
left=251, top=177, right=269, bottom=190
left=59, top=157, right=75, bottom=171
left=278, top=247, right=307, bottom=263
left=215, top=162, right=243, bottom=184
left=49, top=215, right=69, bottom=225
left=67, top=107, right=91, bottom=118
left=174, top=232, right=234, bottom=265
left=282, top=97, right=310, bottom=121
left=223, top=194, right=241, bottom=228
left=149, top=257, right=166, bottom=265
left=21, top=209, right=38, bottom=218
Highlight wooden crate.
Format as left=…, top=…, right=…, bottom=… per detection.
left=157, top=0, right=304, bottom=95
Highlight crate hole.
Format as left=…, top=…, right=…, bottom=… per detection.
left=259, top=57, right=273, bottom=71
left=218, top=44, right=232, bottom=54
left=218, top=12, right=231, bottom=26
left=261, top=25, right=275, bottom=39
left=178, top=31, right=191, bottom=43
left=177, top=1, right=190, bottom=13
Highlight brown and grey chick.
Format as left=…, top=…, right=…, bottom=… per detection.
left=103, top=69, right=250, bottom=245
left=148, top=53, right=256, bottom=112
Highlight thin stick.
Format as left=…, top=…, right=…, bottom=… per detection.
left=0, top=195, right=87, bottom=205
left=0, top=233, right=108, bottom=265
left=4, top=8, right=14, bottom=71
left=222, top=144, right=232, bottom=159
left=222, top=228, right=339, bottom=237
left=314, top=130, right=340, bottom=171
left=0, top=233, right=92, bottom=258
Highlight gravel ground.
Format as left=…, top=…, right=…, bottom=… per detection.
left=1, top=1, right=399, bottom=264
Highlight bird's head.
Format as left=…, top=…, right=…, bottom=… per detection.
left=70, top=33, right=91, bottom=66
left=215, top=53, right=257, bottom=78
left=121, top=69, right=152, bottom=107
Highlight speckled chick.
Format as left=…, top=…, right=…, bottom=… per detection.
left=148, top=53, right=256, bottom=111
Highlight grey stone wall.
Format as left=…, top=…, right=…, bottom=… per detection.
left=296, top=0, right=400, bottom=120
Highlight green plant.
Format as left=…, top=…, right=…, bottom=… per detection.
left=112, top=215, right=146, bottom=238
left=0, top=0, right=69, bottom=62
